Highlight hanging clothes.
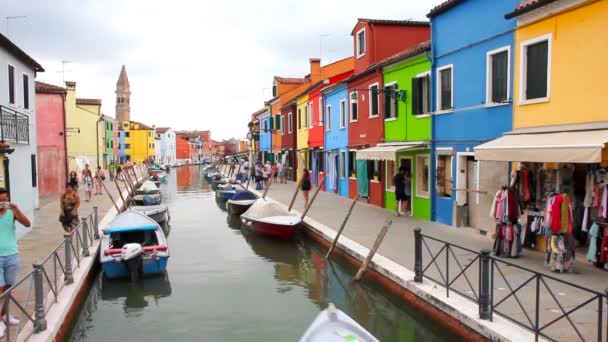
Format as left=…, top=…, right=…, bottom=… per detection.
left=583, top=172, right=594, bottom=208
left=490, top=189, right=502, bottom=219
left=600, top=227, right=608, bottom=265
left=521, top=168, right=531, bottom=202
left=587, top=223, right=599, bottom=263
left=551, top=195, right=563, bottom=234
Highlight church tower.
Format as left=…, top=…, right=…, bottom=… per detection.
left=115, top=65, right=131, bottom=123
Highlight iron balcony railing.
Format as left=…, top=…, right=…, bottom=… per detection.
left=0, top=105, right=30, bottom=144
left=0, top=208, right=99, bottom=341
left=413, top=228, right=608, bottom=342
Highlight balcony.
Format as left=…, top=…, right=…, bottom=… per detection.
left=0, top=106, right=30, bottom=144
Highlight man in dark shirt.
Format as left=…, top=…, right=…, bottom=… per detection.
left=393, top=167, right=406, bottom=216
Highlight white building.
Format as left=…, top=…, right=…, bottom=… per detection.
left=0, top=33, right=44, bottom=231
left=155, top=127, right=176, bottom=166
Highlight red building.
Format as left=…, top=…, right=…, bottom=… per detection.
left=279, top=101, right=297, bottom=180
left=35, top=82, right=68, bottom=197
left=347, top=19, right=430, bottom=207
left=176, top=137, right=194, bottom=162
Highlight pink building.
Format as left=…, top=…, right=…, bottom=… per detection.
left=35, top=81, right=68, bottom=197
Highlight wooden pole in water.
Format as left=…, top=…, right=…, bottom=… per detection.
left=114, top=178, right=127, bottom=211
left=100, top=178, right=121, bottom=213
left=300, top=176, right=325, bottom=220
left=262, top=177, right=272, bottom=199
left=326, top=194, right=360, bottom=259
left=287, top=177, right=305, bottom=212
left=354, top=219, right=392, bottom=281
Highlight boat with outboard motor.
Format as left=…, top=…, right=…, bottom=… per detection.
left=299, top=303, right=378, bottom=342
left=241, top=199, right=301, bottom=240
left=130, top=204, right=169, bottom=224
left=100, top=210, right=169, bottom=281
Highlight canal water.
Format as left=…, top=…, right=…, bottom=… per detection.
left=68, top=166, right=456, bottom=341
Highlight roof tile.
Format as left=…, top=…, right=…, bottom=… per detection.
left=35, top=81, right=66, bottom=94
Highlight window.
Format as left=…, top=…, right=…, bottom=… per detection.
left=23, top=74, right=29, bottom=109
left=118, top=143, right=121, bottom=149
left=288, top=112, right=293, bottom=133
left=298, top=109, right=302, bottom=130
left=383, top=83, right=398, bottom=119
left=416, top=155, right=430, bottom=197
left=340, top=151, right=347, bottom=179
left=356, top=28, right=366, bottom=58
left=125, top=132, right=130, bottom=137
left=386, top=161, right=395, bottom=190
left=437, top=66, right=453, bottom=111
left=339, top=100, right=346, bottom=128
left=412, top=73, right=430, bottom=115
left=487, top=47, right=510, bottom=104
left=369, top=84, right=379, bottom=117
left=350, top=93, right=358, bottom=121
left=436, top=155, right=452, bottom=198
left=274, top=114, right=281, bottom=132
left=325, top=105, right=331, bottom=130
left=281, top=115, right=285, bottom=135
left=521, top=34, right=551, bottom=102
left=349, top=151, right=356, bottom=177
left=125, top=143, right=131, bottom=149
left=8, top=65, right=15, bottom=104
left=319, top=99, right=324, bottom=126
left=304, top=105, right=308, bottom=130
left=110, top=141, right=113, bottom=148
left=309, top=102, right=313, bottom=128
left=272, top=84, right=277, bottom=97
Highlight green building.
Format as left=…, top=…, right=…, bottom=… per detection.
left=101, top=115, right=115, bottom=166
left=381, top=42, right=432, bottom=220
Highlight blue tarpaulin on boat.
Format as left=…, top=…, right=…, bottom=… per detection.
left=105, top=224, right=158, bottom=234
left=232, top=191, right=257, bottom=201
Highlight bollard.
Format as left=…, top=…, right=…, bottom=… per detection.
left=33, top=263, right=48, bottom=332
left=64, top=234, right=74, bottom=284
left=414, top=228, right=423, bottom=283
left=93, top=206, right=100, bottom=239
left=81, top=218, right=90, bottom=257
left=479, top=248, right=492, bottom=320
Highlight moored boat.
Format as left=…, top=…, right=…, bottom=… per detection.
left=136, top=180, right=160, bottom=195
left=300, top=303, right=379, bottom=342
left=226, top=190, right=257, bottom=215
left=241, top=200, right=301, bottom=240
left=100, top=210, right=170, bottom=281
left=130, top=204, right=169, bottom=224
left=215, top=189, right=237, bottom=201
left=132, top=194, right=161, bottom=206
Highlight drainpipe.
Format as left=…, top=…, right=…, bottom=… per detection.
left=428, top=21, right=437, bottom=222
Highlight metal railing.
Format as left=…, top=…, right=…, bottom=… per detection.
left=0, top=105, right=30, bottom=144
left=413, top=228, right=608, bottom=342
left=0, top=207, right=99, bottom=341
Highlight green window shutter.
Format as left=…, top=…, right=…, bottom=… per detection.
left=412, top=78, right=420, bottom=115
left=394, top=84, right=399, bottom=118
left=383, top=86, right=391, bottom=118
left=268, top=117, right=274, bottom=131
left=275, top=114, right=281, bottom=130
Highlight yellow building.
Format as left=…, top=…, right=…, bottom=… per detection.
left=65, top=81, right=102, bottom=172
left=296, top=94, right=309, bottom=180
left=120, top=120, right=155, bottom=163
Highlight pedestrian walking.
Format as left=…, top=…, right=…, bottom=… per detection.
left=264, top=161, right=272, bottom=188
left=403, top=171, right=412, bottom=216
left=301, top=169, right=312, bottom=207
left=393, top=167, right=406, bottom=216
left=272, top=163, right=279, bottom=183
left=94, top=166, right=105, bottom=195
left=255, top=162, right=264, bottom=190
left=108, top=161, right=115, bottom=181
left=116, top=163, right=124, bottom=181
left=68, top=171, right=79, bottom=192
left=82, top=164, right=94, bottom=202
left=0, top=188, right=31, bottom=336
left=59, top=183, right=80, bottom=232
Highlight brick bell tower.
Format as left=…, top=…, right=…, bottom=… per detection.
left=115, top=65, right=131, bottom=123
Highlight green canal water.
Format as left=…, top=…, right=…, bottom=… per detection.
left=67, top=166, right=456, bottom=342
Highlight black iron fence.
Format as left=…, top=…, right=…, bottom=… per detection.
left=413, top=228, right=608, bottom=342
left=0, top=105, right=29, bottom=144
left=0, top=208, right=99, bottom=341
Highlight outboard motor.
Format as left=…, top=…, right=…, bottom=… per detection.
left=121, top=243, right=144, bottom=282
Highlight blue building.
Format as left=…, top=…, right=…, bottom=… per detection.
left=322, top=83, right=349, bottom=198
left=257, top=109, right=272, bottom=163
left=428, top=0, right=518, bottom=231
left=118, top=131, right=127, bottom=163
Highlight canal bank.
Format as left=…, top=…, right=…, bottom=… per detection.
left=241, top=177, right=607, bottom=341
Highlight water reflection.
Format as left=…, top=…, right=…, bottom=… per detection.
left=101, top=274, right=172, bottom=315
left=214, top=197, right=228, bottom=211
left=226, top=213, right=242, bottom=230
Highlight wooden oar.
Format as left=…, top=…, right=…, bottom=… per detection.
left=326, top=195, right=360, bottom=259
left=354, top=219, right=392, bottom=281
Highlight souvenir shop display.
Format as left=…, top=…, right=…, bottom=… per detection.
left=490, top=185, right=522, bottom=258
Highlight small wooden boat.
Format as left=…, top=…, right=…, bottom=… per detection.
left=215, top=189, right=237, bottom=201
left=300, top=303, right=378, bottom=342
left=132, top=194, right=161, bottom=206
left=130, top=204, right=169, bottom=224
left=100, top=210, right=170, bottom=281
left=227, top=190, right=257, bottom=215
left=136, top=180, right=160, bottom=195
left=241, top=200, right=301, bottom=240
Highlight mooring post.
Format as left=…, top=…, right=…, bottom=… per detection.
left=414, top=228, right=423, bottom=283
left=81, top=218, right=90, bottom=257
left=326, top=195, right=360, bottom=259
left=354, top=219, right=392, bottom=281
left=33, top=262, right=48, bottom=332
left=287, top=177, right=304, bottom=211
left=93, top=206, right=100, bottom=239
left=64, top=234, right=74, bottom=284
left=479, top=248, right=492, bottom=320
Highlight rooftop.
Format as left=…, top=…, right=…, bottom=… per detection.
left=352, top=18, right=429, bottom=34
left=273, top=76, right=308, bottom=84
left=427, top=0, right=465, bottom=17
left=129, top=121, right=153, bottom=130
left=76, top=98, right=102, bottom=105
left=505, top=0, right=559, bottom=19
left=0, top=32, right=44, bottom=72
left=35, top=81, right=66, bottom=94
left=155, top=127, right=171, bottom=133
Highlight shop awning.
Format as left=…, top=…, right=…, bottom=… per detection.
left=475, top=129, right=608, bottom=163
left=356, top=142, right=428, bottom=161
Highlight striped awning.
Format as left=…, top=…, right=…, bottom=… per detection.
left=356, top=142, right=428, bottom=161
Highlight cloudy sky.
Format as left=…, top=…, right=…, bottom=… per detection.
left=3, top=0, right=443, bottom=140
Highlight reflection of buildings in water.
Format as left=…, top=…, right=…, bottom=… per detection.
left=176, top=166, right=192, bottom=187
left=101, top=273, right=172, bottom=316
left=162, top=170, right=178, bottom=202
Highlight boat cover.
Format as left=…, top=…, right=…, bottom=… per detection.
left=138, top=181, right=159, bottom=193
left=300, top=303, right=378, bottom=342
left=242, top=200, right=292, bottom=220
left=232, top=190, right=257, bottom=201
left=104, top=210, right=159, bottom=233
left=131, top=204, right=168, bottom=215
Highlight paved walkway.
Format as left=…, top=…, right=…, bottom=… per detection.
left=254, top=179, right=607, bottom=341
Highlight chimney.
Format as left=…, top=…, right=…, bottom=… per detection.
left=310, top=58, right=321, bottom=83
left=65, top=81, right=76, bottom=91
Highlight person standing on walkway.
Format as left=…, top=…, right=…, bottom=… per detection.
left=277, top=161, right=284, bottom=184
left=0, top=188, right=31, bottom=336
left=403, top=171, right=412, bottom=216
left=59, top=183, right=80, bottom=232
left=108, top=161, right=115, bottom=181
left=68, top=171, right=79, bottom=192
left=116, top=163, right=124, bottom=181
left=393, top=167, right=406, bottom=217
left=94, top=166, right=105, bottom=195
left=229, top=160, right=236, bottom=179
left=263, top=161, right=272, bottom=188
left=301, top=169, right=312, bottom=207
left=255, top=162, right=264, bottom=190
left=82, top=164, right=94, bottom=202
left=272, top=162, right=279, bottom=183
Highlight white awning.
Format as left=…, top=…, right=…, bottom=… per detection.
left=474, top=129, right=608, bottom=163
left=356, top=142, right=428, bottom=161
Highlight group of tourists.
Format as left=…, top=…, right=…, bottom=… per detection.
left=250, top=161, right=290, bottom=190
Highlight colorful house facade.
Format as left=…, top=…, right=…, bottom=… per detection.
left=257, top=108, right=272, bottom=163
left=347, top=19, right=430, bottom=208
left=118, top=120, right=155, bottom=163
left=428, top=0, right=517, bottom=231
left=65, top=82, right=101, bottom=171
left=296, top=94, right=309, bottom=180
left=279, top=101, right=297, bottom=180
left=35, top=81, right=67, bottom=197
left=99, top=114, right=115, bottom=167
left=322, top=82, right=350, bottom=197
